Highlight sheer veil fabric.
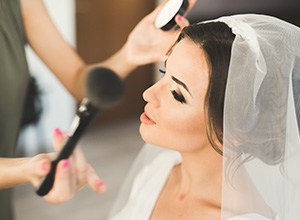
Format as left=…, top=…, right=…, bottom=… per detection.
left=109, top=14, right=300, bottom=220
left=205, top=14, right=300, bottom=219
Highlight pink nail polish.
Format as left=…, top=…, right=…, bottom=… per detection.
left=97, top=181, right=106, bottom=190
left=53, top=128, right=62, bottom=137
left=177, top=15, right=182, bottom=21
left=62, top=160, right=69, bottom=169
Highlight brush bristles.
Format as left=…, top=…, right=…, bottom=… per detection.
left=85, top=67, right=124, bottom=108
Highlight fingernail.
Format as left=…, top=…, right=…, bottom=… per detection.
left=62, top=160, right=69, bottom=170
left=53, top=128, right=62, bottom=137
left=97, top=180, right=106, bottom=191
left=177, top=15, right=182, bottom=21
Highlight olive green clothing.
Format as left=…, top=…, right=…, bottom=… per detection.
left=0, top=0, right=30, bottom=219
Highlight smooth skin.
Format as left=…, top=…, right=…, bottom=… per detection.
left=140, top=39, right=222, bottom=220
left=21, top=0, right=195, bottom=100
left=0, top=0, right=197, bottom=204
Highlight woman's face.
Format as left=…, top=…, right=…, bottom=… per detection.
left=140, top=38, right=211, bottom=153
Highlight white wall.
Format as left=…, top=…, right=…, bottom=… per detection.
left=18, top=0, right=76, bottom=155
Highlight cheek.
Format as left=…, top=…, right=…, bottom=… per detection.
left=165, top=109, right=203, bottom=134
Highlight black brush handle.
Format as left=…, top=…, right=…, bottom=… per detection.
left=35, top=159, right=59, bottom=196
left=36, top=136, right=82, bottom=196
left=36, top=102, right=97, bottom=196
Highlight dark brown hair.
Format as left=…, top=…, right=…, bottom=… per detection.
left=177, top=22, right=235, bottom=155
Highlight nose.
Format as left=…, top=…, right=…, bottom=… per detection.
left=142, top=82, right=161, bottom=108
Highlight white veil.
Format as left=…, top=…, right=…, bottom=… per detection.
left=109, top=14, right=300, bottom=220
left=211, top=14, right=300, bottom=219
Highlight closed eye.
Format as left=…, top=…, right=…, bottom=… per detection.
left=159, top=68, right=187, bottom=104
left=171, top=90, right=186, bottom=104
left=159, top=68, right=166, bottom=74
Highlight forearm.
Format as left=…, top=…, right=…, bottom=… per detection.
left=0, top=157, right=30, bottom=189
left=22, top=0, right=138, bottom=102
left=22, top=0, right=189, bottom=101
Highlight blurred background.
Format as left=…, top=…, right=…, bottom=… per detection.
left=15, top=0, right=300, bottom=219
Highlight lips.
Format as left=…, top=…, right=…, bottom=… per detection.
left=140, top=110, right=156, bottom=125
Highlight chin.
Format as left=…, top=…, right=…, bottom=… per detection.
left=139, top=125, right=159, bottom=146
left=139, top=126, right=151, bottom=144
left=139, top=125, right=147, bottom=141
left=139, top=125, right=182, bottom=151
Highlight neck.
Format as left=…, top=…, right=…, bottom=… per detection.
left=174, top=146, right=223, bottom=200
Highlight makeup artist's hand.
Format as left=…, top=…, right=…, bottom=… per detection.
left=122, top=0, right=197, bottom=66
left=27, top=128, right=105, bottom=204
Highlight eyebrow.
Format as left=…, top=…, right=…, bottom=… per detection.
left=171, top=76, right=192, bottom=96
left=164, top=59, right=192, bottom=96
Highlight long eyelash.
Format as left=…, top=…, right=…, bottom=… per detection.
left=171, top=90, right=186, bottom=104
left=159, top=69, right=166, bottom=74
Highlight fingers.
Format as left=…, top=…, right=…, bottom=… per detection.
left=45, top=127, right=105, bottom=203
left=178, top=0, right=196, bottom=28
left=72, top=146, right=87, bottom=170
left=175, top=14, right=190, bottom=29
left=52, top=128, right=105, bottom=192
left=71, top=147, right=89, bottom=189
left=29, top=158, right=51, bottom=187
left=148, top=0, right=193, bottom=33
left=187, top=0, right=197, bottom=11
left=35, top=158, right=51, bottom=176
left=29, top=152, right=56, bottom=187
left=151, top=0, right=197, bottom=20
left=52, top=128, right=68, bottom=151
left=85, top=164, right=106, bottom=193
left=44, top=161, right=105, bottom=204
left=44, top=159, right=75, bottom=204
left=72, top=148, right=105, bottom=193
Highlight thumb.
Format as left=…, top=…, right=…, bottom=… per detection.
left=37, top=159, right=51, bottom=176
left=28, top=156, right=52, bottom=187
